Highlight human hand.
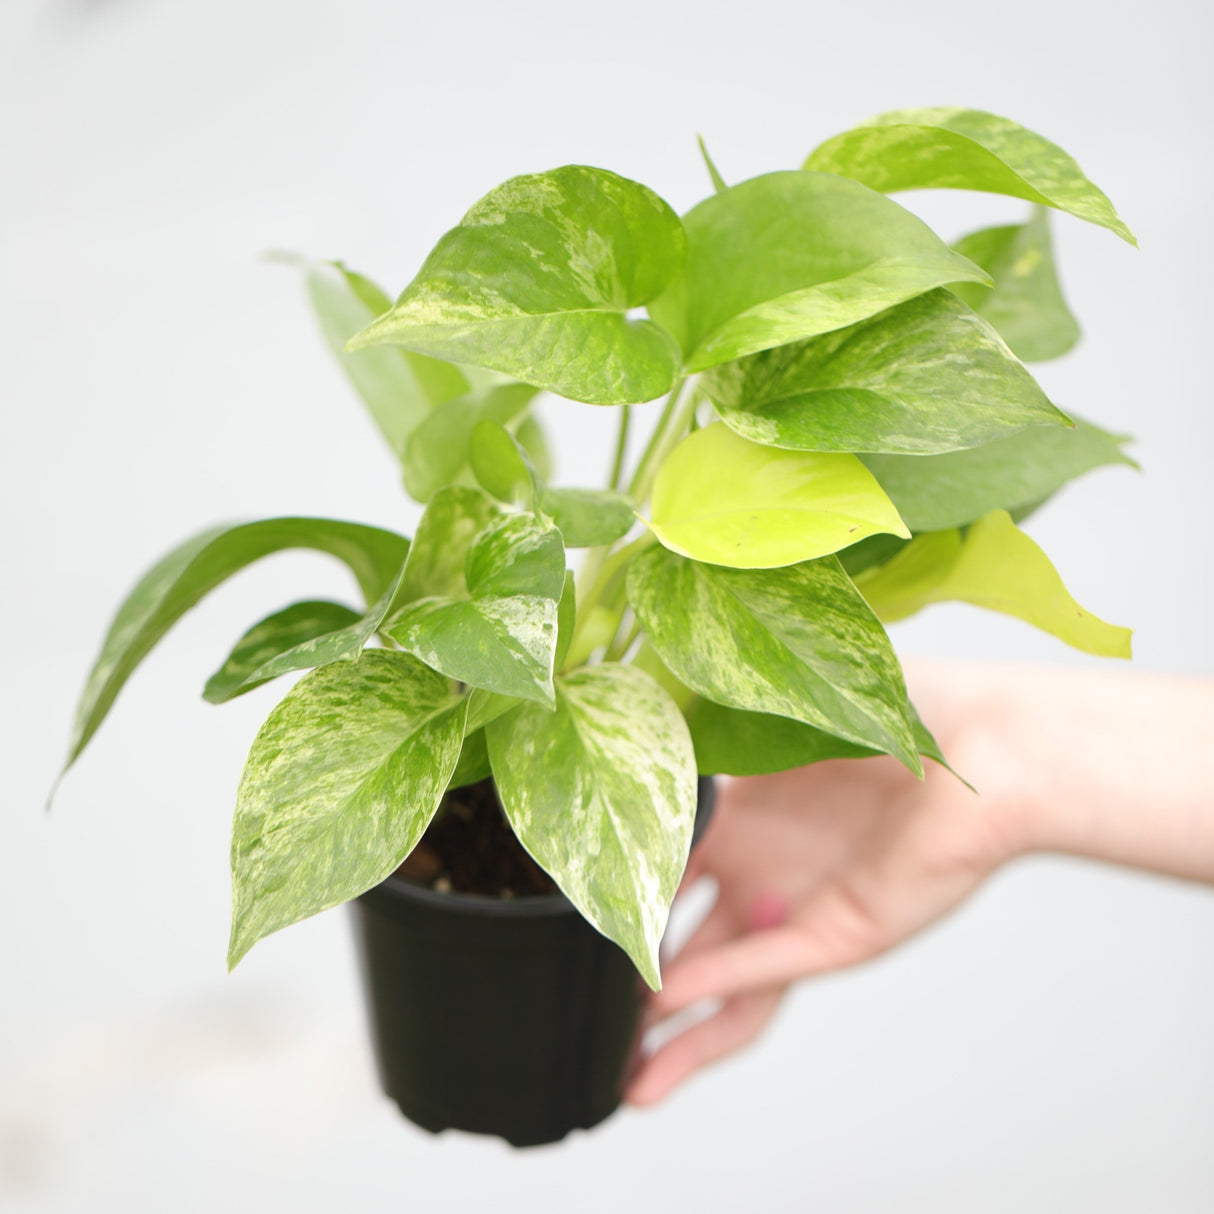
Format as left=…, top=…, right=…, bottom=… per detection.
left=625, top=680, right=1028, bottom=1106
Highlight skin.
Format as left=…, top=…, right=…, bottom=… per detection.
left=626, top=660, right=1214, bottom=1107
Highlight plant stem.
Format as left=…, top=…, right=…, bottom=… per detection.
left=627, top=378, right=686, bottom=502
left=609, top=405, right=631, bottom=492
left=604, top=613, right=642, bottom=663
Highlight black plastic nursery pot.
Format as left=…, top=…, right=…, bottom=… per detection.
left=351, top=776, right=716, bottom=1147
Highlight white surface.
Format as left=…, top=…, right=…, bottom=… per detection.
left=2, top=0, right=1211, bottom=1209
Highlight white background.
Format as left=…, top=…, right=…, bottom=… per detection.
left=2, top=0, right=1211, bottom=1209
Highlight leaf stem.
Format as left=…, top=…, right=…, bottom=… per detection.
left=609, top=405, right=631, bottom=492
left=627, top=378, right=686, bottom=502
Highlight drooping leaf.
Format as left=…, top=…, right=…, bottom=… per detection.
left=388, top=506, right=566, bottom=705
left=688, top=699, right=948, bottom=776
left=304, top=261, right=469, bottom=455
left=470, top=420, right=636, bottom=547
left=403, top=382, right=540, bottom=502
left=804, top=107, right=1135, bottom=244
left=854, top=510, right=1132, bottom=657
left=951, top=209, right=1081, bottom=362
left=703, top=289, right=1068, bottom=455
left=862, top=415, right=1137, bottom=532
left=648, top=424, right=908, bottom=569
left=348, top=166, right=687, bottom=405
left=646, top=171, right=988, bottom=372
left=486, top=663, right=697, bottom=988
left=58, top=518, right=410, bottom=780
left=204, top=600, right=362, bottom=704
left=228, top=653, right=467, bottom=967
left=627, top=545, right=921, bottom=773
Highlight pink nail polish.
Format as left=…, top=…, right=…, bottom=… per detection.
left=748, top=892, right=789, bottom=931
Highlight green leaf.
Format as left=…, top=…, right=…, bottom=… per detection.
left=402, top=382, right=540, bottom=503
left=388, top=508, right=566, bottom=706
left=348, top=166, right=687, bottom=405
left=514, top=414, right=553, bottom=482
left=486, top=663, right=697, bottom=988
left=697, top=135, right=728, bottom=193
left=862, top=414, right=1137, bottom=532
left=554, top=570, right=576, bottom=671
left=204, top=600, right=362, bottom=704
left=627, top=545, right=921, bottom=773
left=854, top=510, right=1132, bottom=658
left=804, top=107, right=1135, bottom=244
left=400, top=487, right=500, bottom=602
left=228, top=652, right=467, bottom=968
left=688, top=699, right=948, bottom=776
left=647, top=171, right=989, bottom=372
left=304, top=261, right=469, bottom=456
left=448, top=727, right=491, bottom=790
left=950, top=209, right=1081, bottom=363
left=470, top=420, right=636, bottom=547
left=59, top=518, right=410, bottom=781
left=541, top=488, right=636, bottom=548
left=703, top=289, right=1068, bottom=455
left=648, top=423, right=908, bottom=569
left=470, top=418, right=538, bottom=507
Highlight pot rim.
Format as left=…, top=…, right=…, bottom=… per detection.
left=361, top=871, right=579, bottom=918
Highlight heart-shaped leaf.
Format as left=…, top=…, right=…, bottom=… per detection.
left=804, top=108, right=1135, bottom=244
left=228, top=653, right=467, bottom=967
left=304, top=261, right=469, bottom=455
left=854, top=510, right=1132, bottom=657
left=627, top=545, right=920, bottom=773
left=204, top=600, right=363, bottom=704
left=648, top=424, right=908, bottom=568
left=703, top=289, right=1068, bottom=455
left=487, top=662, right=697, bottom=989
left=57, top=518, right=410, bottom=783
left=862, top=414, right=1137, bottom=532
left=348, top=166, right=687, bottom=405
left=403, top=381, right=540, bottom=502
left=646, top=171, right=989, bottom=372
left=388, top=497, right=566, bottom=706
left=950, top=209, right=1081, bottom=363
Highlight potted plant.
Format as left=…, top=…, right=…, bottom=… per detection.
left=55, top=107, right=1135, bottom=1146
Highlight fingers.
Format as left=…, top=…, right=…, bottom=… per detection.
left=651, top=925, right=842, bottom=1017
left=625, top=989, right=783, bottom=1107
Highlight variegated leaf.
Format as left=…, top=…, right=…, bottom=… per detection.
left=703, top=289, right=1069, bottom=455
left=305, top=261, right=469, bottom=455
left=389, top=509, right=566, bottom=705
left=854, top=509, right=1132, bottom=658
left=627, top=545, right=921, bottom=773
left=228, top=652, right=468, bottom=967
left=647, top=171, right=988, bottom=371
left=486, top=662, right=697, bottom=989
left=626, top=546, right=917, bottom=772
left=204, top=600, right=362, bottom=704
left=950, top=209, right=1081, bottom=363
left=58, top=518, right=410, bottom=782
left=804, top=107, right=1135, bottom=244
left=648, top=423, right=908, bottom=568
left=348, top=166, right=686, bottom=405
left=862, top=414, right=1137, bottom=532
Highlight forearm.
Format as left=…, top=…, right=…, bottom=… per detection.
left=908, top=660, right=1214, bottom=885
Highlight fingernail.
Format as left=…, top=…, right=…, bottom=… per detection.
left=748, top=892, right=789, bottom=931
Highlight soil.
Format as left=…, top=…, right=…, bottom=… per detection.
left=393, top=777, right=558, bottom=899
